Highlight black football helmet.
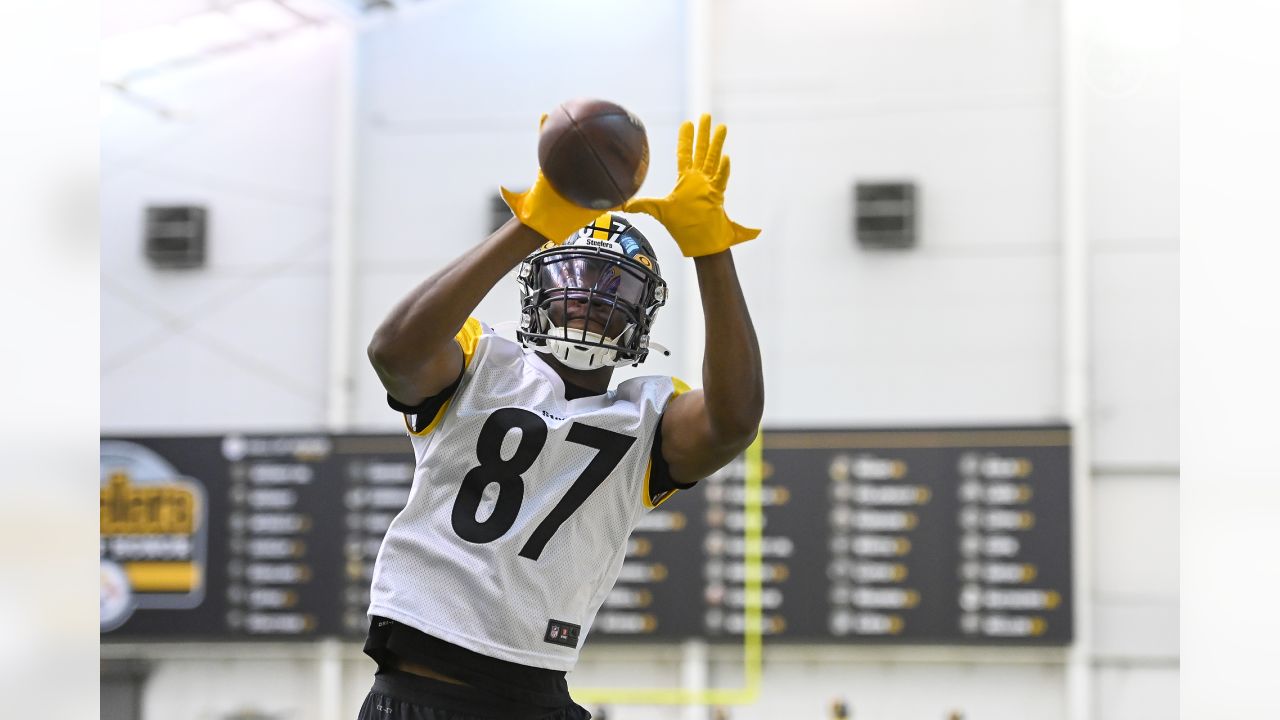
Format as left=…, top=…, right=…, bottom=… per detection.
left=517, top=212, right=667, bottom=370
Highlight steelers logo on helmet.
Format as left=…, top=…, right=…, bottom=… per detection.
left=517, top=213, right=667, bottom=370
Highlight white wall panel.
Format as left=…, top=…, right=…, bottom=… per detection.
left=1094, top=477, right=1178, bottom=612
left=101, top=28, right=343, bottom=433
left=715, top=0, right=1057, bottom=107
left=1081, top=0, right=1179, bottom=470
left=1090, top=249, right=1178, bottom=466
left=714, top=0, right=1061, bottom=425
left=359, top=0, right=685, bottom=127
left=1076, top=14, right=1180, bottom=720
left=1094, top=664, right=1179, bottom=720
left=759, top=251, right=1061, bottom=424
left=1079, top=0, right=1179, bottom=248
left=1091, top=475, right=1179, bottom=660
left=101, top=276, right=331, bottom=432
left=1094, top=603, right=1179, bottom=662
left=101, top=278, right=170, bottom=367
left=143, top=657, right=322, bottom=719
left=715, top=107, right=1058, bottom=251
left=100, top=169, right=331, bottom=336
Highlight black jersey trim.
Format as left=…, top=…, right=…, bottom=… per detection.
left=562, top=378, right=605, bottom=401
left=388, top=367, right=463, bottom=435
left=645, top=411, right=698, bottom=508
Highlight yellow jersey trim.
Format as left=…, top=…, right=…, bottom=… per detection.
left=671, top=376, right=692, bottom=396
left=457, top=316, right=483, bottom=369
left=405, top=317, right=484, bottom=437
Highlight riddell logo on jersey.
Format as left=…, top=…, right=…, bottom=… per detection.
left=544, top=619, right=581, bottom=648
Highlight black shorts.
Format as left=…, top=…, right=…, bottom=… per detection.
left=357, top=669, right=592, bottom=720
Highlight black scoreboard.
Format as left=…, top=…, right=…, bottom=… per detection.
left=100, top=427, right=1072, bottom=645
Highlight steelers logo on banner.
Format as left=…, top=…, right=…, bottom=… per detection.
left=100, top=440, right=209, bottom=632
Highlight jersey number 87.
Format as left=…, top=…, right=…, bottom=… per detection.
left=450, top=408, right=636, bottom=561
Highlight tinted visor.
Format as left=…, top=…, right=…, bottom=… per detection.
left=538, top=255, right=647, bottom=306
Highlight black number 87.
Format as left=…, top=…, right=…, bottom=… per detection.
left=450, top=408, right=636, bottom=561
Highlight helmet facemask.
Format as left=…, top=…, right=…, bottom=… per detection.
left=517, top=217, right=667, bottom=371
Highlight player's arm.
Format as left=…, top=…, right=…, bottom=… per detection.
left=624, top=114, right=764, bottom=482
left=367, top=219, right=548, bottom=406
left=368, top=119, right=603, bottom=406
left=660, top=250, right=763, bottom=481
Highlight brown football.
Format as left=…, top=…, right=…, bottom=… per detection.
left=537, top=98, right=649, bottom=210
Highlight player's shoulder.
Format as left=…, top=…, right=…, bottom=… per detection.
left=615, top=373, right=690, bottom=401
left=464, top=320, right=522, bottom=366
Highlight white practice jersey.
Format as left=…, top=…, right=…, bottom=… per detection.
left=369, top=318, right=687, bottom=671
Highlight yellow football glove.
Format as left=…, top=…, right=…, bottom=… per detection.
left=500, top=113, right=608, bottom=244
left=623, top=114, right=760, bottom=258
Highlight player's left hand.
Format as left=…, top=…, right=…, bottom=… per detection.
left=623, top=114, right=760, bottom=258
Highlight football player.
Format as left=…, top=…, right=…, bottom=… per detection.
left=359, top=114, right=763, bottom=720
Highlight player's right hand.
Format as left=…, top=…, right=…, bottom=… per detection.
left=500, top=116, right=604, bottom=244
